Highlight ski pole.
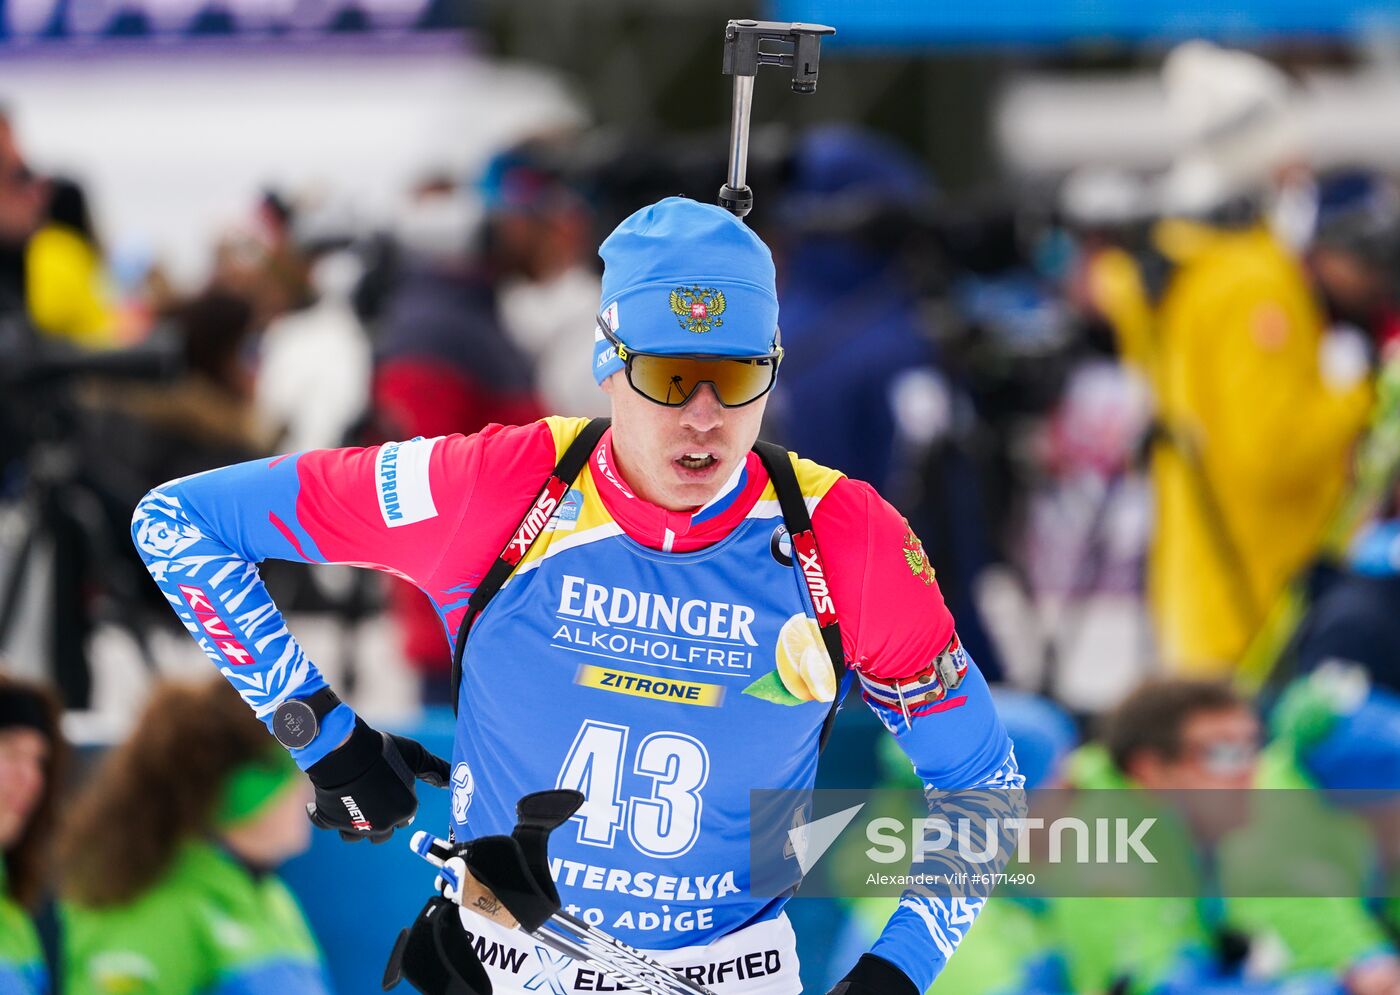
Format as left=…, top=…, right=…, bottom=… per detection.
left=411, top=831, right=716, bottom=995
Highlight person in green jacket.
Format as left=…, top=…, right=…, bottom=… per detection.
left=1219, top=666, right=1400, bottom=994
left=1, top=672, right=66, bottom=995
left=1046, top=678, right=1261, bottom=995
left=61, top=678, right=334, bottom=995
left=1052, top=675, right=1390, bottom=995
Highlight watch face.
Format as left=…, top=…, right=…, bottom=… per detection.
left=274, top=699, right=318, bottom=750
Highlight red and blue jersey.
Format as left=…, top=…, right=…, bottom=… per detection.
left=131, top=416, right=1020, bottom=990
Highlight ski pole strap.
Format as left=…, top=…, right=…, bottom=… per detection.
left=750, top=441, right=846, bottom=753
left=450, top=418, right=611, bottom=715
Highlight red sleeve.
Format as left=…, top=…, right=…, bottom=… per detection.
left=294, top=421, right=557, bottom=593
left=417, top=421, right=561, bottom=601
left=810, top=477, right=957, bottom=681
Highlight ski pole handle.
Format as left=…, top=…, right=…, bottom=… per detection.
left=410, top=831, right=520, bottom=929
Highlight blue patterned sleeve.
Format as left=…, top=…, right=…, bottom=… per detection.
left=130, top=455, right=354, bottom=768
left=860, top=659, right=1027, bottom=991
left=130, top=429, right=543, bottom=768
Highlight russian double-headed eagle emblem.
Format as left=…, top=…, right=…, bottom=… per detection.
left=902, top=525, right=936, bottom=586
left=669, top=285, right=726, bottom=334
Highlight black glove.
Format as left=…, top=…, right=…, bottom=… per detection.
left=382, top=895, right=491, bottom=994
left=306, top=718, right=449, bottom=843
left=828, top=954, right=918, bottom=995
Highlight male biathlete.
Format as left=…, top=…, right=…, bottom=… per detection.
left=132, top=197, right=1022, bottom=995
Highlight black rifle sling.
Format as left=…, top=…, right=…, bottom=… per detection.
left=450, top=418, right=610, bottom=714
left=451, top=423, right=846, bottom=752
left=751, top=441, right=847, bottom=752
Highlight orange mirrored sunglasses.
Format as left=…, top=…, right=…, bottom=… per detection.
left=596, top=313, right=783, bottom=408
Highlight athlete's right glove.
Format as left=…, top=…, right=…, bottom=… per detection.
left=827, top=954, right=918, bottom=995
left=383, top=895, right=489, bottom=995
left=305, top=717, right=449, bottom=843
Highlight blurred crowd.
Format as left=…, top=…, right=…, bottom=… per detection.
left=3, top=33, right=1400, bottom=995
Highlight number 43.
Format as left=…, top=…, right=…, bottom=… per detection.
left=555, top=720, right=709, bottom=859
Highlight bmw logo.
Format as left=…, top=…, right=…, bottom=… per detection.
left=770, top=525, right=793, bottom=566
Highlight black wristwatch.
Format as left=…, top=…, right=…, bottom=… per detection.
left=272, top=688, right=342, bottom=750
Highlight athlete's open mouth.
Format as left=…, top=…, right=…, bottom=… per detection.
left=676, top=452, right=717, bottom=471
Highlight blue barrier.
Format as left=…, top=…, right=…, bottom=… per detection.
left=773, top=0, right=1400, bottom=45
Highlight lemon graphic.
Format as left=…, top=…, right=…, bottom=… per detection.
left=775, top=613, right=836, bottom=703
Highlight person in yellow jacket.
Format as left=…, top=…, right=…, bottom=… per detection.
left=26, top=177, right=118, bottom=349
left=1069, top=206, right=1371, bottom=676
left=1148, top=217, right=1370, bottom=673
left=1133, top=41, right=1376, bottom=674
